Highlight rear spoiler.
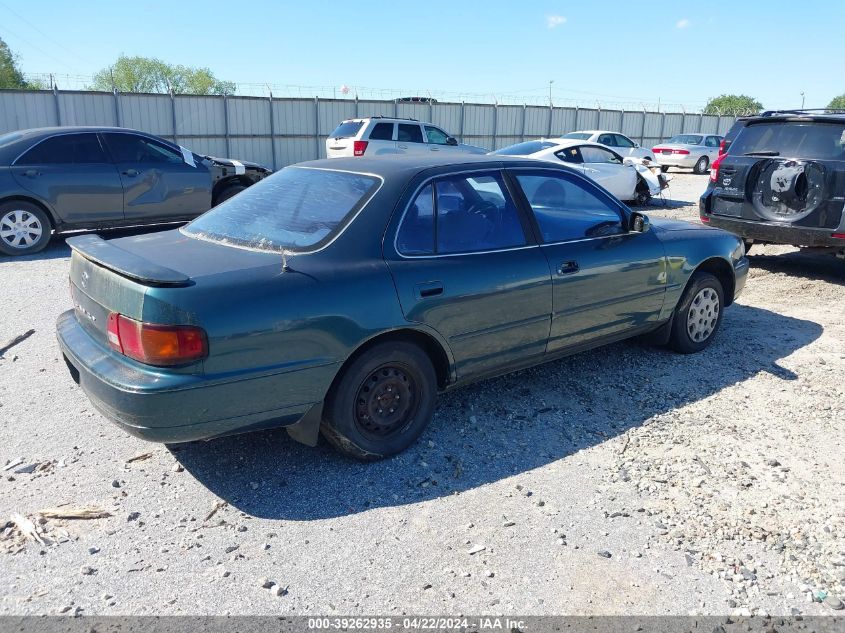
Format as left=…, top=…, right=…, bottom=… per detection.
left=66, top=234, right=192, bottom=287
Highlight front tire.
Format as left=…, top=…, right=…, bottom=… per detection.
left=0, top=202, right=51, bottom=256
left=213, top=184, right=246, bottom=206
left=693, top=156, right=710, bottom=175
left=668, top=272, right=725, bottom=354
left=321, top=341, right=437, bottom=460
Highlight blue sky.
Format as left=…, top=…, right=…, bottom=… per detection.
left=2, top=0, right=842, bottom=110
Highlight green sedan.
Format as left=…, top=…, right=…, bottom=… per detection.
left=57, top=155, right=749, bottom=460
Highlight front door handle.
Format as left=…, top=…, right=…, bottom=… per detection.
left=415, top=281, right=444, bottom=299
left=558, top=261, right=580, bottom=275
left=23, top=169, right=41, bottom=178
left=122, top=169, right=139, bottom=177
left=430, top=146, right=440, bottom=151
left=398, top=144, right=408, bottom=150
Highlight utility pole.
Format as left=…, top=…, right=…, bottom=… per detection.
left=549, top=80, right=554, bottom=107
left=800, top=92, right=805, bottom=108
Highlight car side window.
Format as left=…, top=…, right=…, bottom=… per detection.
left=579, top=146, right=622, bottom=164
left=555, top=147, right=583, bottom=164
left=614, top=134, right=635, bottom=148
left=103, top=133, right=183, bottom=164
left=515, top=173, right=625, bottom=242
left=397, top=124, right=424, bottom=144
left=16, top=133, right=108, bottom=165
left=705, top=136, right=720, bottom=148
left=397, top=172, right=527, bottom=256
left=368, top=122, right=394, bottom=141
left=597, top=133, right=616, bottom=146
left=424, top=126, right=449, bottom=145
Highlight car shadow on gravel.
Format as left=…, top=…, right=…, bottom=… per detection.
left=172, top=304, right=821, bottom=521
left=748, top=250, right=845, bottom=286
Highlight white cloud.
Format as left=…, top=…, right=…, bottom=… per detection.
left=547, top=15, right=567, bottom=29
left=676, top=18, right=691, bottom=29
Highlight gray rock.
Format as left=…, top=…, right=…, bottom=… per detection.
left=259, top=577, right=273, bottom=589
left=597, top=550, right=612, bottom=559
left=80, top=565, right=95, bottom=576
left=111, top=480, right=120, bottom=488
left=271, top=584, right=288, bottom=597
left=126, top=512, right=140, bottom=521
left=171, top=463, right=184, bottom=473
left=824, top=595, right=844, bottom=610
left=88, top=546, right=100, bottom=555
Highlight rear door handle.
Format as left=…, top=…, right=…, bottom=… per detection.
left=23, top=169, right=40, bottom=178
left=398, top=144, right=408, bottom=150
left=558, top=261, right=580, bottom=275
left=415, top=281, right=444, bottom=299
left=122, top=169, right=139, bottom=177
left=430, top=146, right=440, bottom=151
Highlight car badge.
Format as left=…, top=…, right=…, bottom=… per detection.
left=81, top=270, right=89, bottom=289
left=721, top=177, right=732, bottom=186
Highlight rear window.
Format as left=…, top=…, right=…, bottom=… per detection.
left=492, top=141, right=557, bottom=155
left=329, top=121, right=364, bottom=139
left=667, top=135, right=703, bottom=145
left=728, top=121, right=845, bottom=160
left=183, top=167, right=380, bottom=253
left=561, top=132, right=592, bottom=140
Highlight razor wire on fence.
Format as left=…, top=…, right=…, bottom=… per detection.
left=19, top=72, right=762, bottom=116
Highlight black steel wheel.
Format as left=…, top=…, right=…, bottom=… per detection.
left=321, top=340, right=437, bottom=460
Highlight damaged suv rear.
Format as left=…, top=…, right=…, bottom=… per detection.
left=700, top=110, right=845, bottom=258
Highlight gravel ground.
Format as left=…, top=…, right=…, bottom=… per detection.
left=1, top=173, right=843, bottom=617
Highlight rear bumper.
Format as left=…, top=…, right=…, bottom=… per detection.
left=654, top=154, right=698, bottom=168
left=701, top=211, right=845, bottom=249
left=56, top=310, right=335, bottom=443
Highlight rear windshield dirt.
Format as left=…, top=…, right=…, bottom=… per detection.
left=183, top=167, right=380, bottom=253
left=329, top=121, right=364, bottom=139
left=729, top=121, right=845, bottom=160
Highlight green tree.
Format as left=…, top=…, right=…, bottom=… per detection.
left=826, top=94, right=845, bottom=111
left=703, top=94, right=764, bottom=116
left=0, top=37, right=41, bottom=90
left=91, top=55, right=236, bottom=95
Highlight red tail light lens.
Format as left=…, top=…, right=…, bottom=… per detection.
left=719, top=139, right=727, bottom=155
left=673, top=149, right=690, bottom=155
left=710, top=153, right=725, bottom=183
left=833, top=233, right=845, bottom=239
left=107, top=313, right=207, bottom=366
left=353, top=140, right=368, bottom=156
left=652, top=147, right=664, bottom=153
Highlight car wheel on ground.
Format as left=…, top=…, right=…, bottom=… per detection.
left=320, top=341, right=437, bottom=460
left=213, top=184, right=246, bottom=206
left=668, top=271, right=724, bottom=354
left=0, top=201, right=51, bottom=256
left=693, top=156, right=710, bottom=175
left=743, top=240, right=754, bottom=255
left=634, top=185, right=651, bottom=206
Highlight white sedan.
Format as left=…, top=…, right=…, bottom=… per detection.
left=559, top=130, right=654, bottom=161
left=493, top=139, right=664, bottom=205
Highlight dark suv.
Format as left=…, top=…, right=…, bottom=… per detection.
left=699, top=110, right=845, bottom=258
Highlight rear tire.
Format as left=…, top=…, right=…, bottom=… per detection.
left=743, top=240, right=754, bottom=255
left=0, top=201, right=51, bottom=256
left=668, top=272, right=725, bottom=354
left=693, top=156, right=710, bottom=175
left=213, top=184, right=246, bottom=206
left=321, top=341, right=437, bottom=460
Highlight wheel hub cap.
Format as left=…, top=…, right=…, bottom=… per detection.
left=0, top=210, right=42, bottom=249
left=355, top=366, right=415, bottom=437
left=687, top=288, right=720, bottom=342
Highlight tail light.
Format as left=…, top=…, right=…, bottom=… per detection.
left=673, top=149, right=690, bottom=155
left=353, top=140, right=368, bottom=156
left=719, top=139, right=727, bottom=155
left=652, top=147, right=664, bottom=153
left=833, top=233, right=845, bottom=239
left=710, top=153, right=725, bottom=183
left=107, top=313, right=207, bottom=366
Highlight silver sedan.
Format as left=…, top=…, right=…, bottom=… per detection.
left=652, top=134, right=723, bottom=174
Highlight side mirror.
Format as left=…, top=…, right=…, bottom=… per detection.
left=631, top=212, right=650, bottom=233
left=446, top=136, right=458, bottom=146
left=634, top=142, right=640, bottom=148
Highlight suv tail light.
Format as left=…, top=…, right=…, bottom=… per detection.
left=719, top=139, right=727, bottom=155
left=353, top=140, right=368, bottom=156
left=107, top=313, right=208, bottom=366
left=833, top=233, right=845, bottom=239
left=710, top=153, right=725, bottom=183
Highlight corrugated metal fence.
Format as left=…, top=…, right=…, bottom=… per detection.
left=0, top=89, right=738, bottom=170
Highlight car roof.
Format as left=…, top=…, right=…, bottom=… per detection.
left=0, top=126, right=163, bottom=165
left=292, top=154, right=568, bottom=179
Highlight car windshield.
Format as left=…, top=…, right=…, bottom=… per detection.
left=492, top=140, right=557, bottom=155
left=667, top=135, right=703, bottom=145
left=729, top=121, right=845, bottom=160
left=328, top=121, right=364, bottom=139
left=560, top=132, right=592, bottom=140
left=0, top=132, right=23, bottom=147
left=183, top=167, right=380, bottom=253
